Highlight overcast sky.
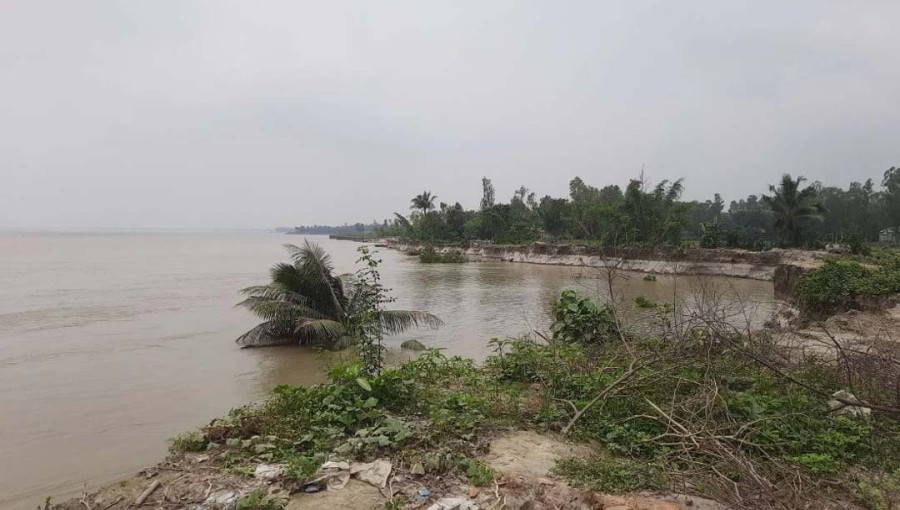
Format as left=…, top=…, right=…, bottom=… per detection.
left=1, top=1, right=898, bottom=229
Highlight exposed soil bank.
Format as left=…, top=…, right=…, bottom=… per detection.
left=52, top=431, right=723, bottom=510
left=386, top=240, right=825, bottom=295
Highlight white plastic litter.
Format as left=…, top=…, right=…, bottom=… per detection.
left=426, top=497, right=479, bottom=510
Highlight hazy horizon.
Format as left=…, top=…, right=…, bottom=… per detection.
left=3, top=1, right=898, bottom=230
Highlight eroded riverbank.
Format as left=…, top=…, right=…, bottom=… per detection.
left=384, top=240, right=826, bottom=286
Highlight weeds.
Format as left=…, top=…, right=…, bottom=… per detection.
left=556, top=457, right=664, bottom=493
left=419, top=246, right=466, bottom=263
left=551, top=290, right=619, bottom=344
left=797, top=257, right=900, bottom=314
left=633, top=295, right=656, bottom=308
left=235, top=489, right=288, bottom=510
left=462, top=459, right=495, bottom=486
left=169, top=431, right=208, bottom=453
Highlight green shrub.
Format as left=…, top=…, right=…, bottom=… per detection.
left=169, top=431, right=208, bottom=453
left=847, top=232, right=873, bottom=256
left=236, top=489, right=288, bottom=510
left=796, top=259, right=900, bottom=313
left=854, top=470, right=900, bottom=510
left=462, top=459, right=495, bottom=486
left=419, top=246, right=466, bottom=263
left=633, top=296, right=655, bottom=309
left=789, top=453, right=840, bottom=475
left=283, top=452, right=326, bottom=481
left=551, top=290, right=619, bottom=344
left=555, top=457, right=664, bottom=493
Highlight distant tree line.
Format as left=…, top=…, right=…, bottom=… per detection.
left=290, top=222, right=382, bottom=236
left=376, top=168, right=900, bottom=249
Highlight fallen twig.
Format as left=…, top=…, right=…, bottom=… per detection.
left=134, top=480, right=161, bottom=506
left=98, top=497, right=122, bottom=510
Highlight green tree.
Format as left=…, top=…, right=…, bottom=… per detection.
left=761, top=174, right=824, bottom=247
left=480, top=177, right=496, bottom=210
left=883, top=167, right=900, bottom=233
left=622, top=177, right=686, bottom=244
left=236, top=241, right=441, bottom=348
left=442, top=202, right=467, bottom=239
left=598, top=185, right=624, bottom=205
left=727, top=195, right=771, bottom=244
left=410, top=191, right=437, bottom=215
left=569, top=176, right=601, bottom=203
left=537, top=196, right=569, bottom=238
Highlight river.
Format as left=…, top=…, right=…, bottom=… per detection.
left=0, top=232, right=774, bottom=509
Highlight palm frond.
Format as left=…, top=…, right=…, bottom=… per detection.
left=378, top=310, right=443, bottom=335
left=284, top=241, right=333, bottom=271
left=296, top=319, right=346, bottom=341
left=235, top=319, right=296, bottom=347
left=393, top=213, right=412, bottom=230
left=291, top=240, right=346, bottom=318
left=236, top=296, right=326, bottom=321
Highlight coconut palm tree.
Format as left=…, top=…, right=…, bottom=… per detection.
left=761, top=174, right=824, bottom=247
left=410, top=191, right=437, bottom=215
left=236, top=240, right=442, bottom=348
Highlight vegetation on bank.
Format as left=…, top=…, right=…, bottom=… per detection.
left=796, top=249, right=900, bottom=314
left=287, top=223, right=381, bottom=236
left=236, top=241, right=441, bottom=349
left=417, top=246, right=466, bottom=264
left=192, top=280, right=900, bottom=509
left=375, top=168, right=900, bottom=250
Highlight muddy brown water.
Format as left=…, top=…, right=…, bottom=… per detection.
left=0, top=232, right=774, bottom=509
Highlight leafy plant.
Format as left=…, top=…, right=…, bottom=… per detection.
left=169, top=431, right=208, bottom=453
left=551, top=290, right=619, bottom=344
left=796, top=259, right=900, bottom=314
left=283, top=452, right=326, bottom=481
left=235, top=241, right=441, bottom=348
left=789, top=453, right=839, bottom=475
left=633, top=296, right=655, bottom=309
left=235, top=489, right=288, bottom=510
left=352, top=246, right=390, bottom=375
left=699, top=219, right=726, bottom=248
left=384, top=498, right=407, bottom=510
left=419, top=246, right=466, bottom=263
left=555, top=457, right=664, bottom=493
left=462, top=459, right=495, bottom=486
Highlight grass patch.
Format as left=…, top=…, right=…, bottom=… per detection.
left=235, top=489, right=288, bottom=510
left=462, top=459, right=495, bottom=486
left=169, top=431, right=208, bottom=453
left=555, top=457, right=664, bottom=494
left=796, top=257, right=900, bottom=314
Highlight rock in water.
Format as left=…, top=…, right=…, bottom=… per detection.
left=401, top=339, right=427, bottom=351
